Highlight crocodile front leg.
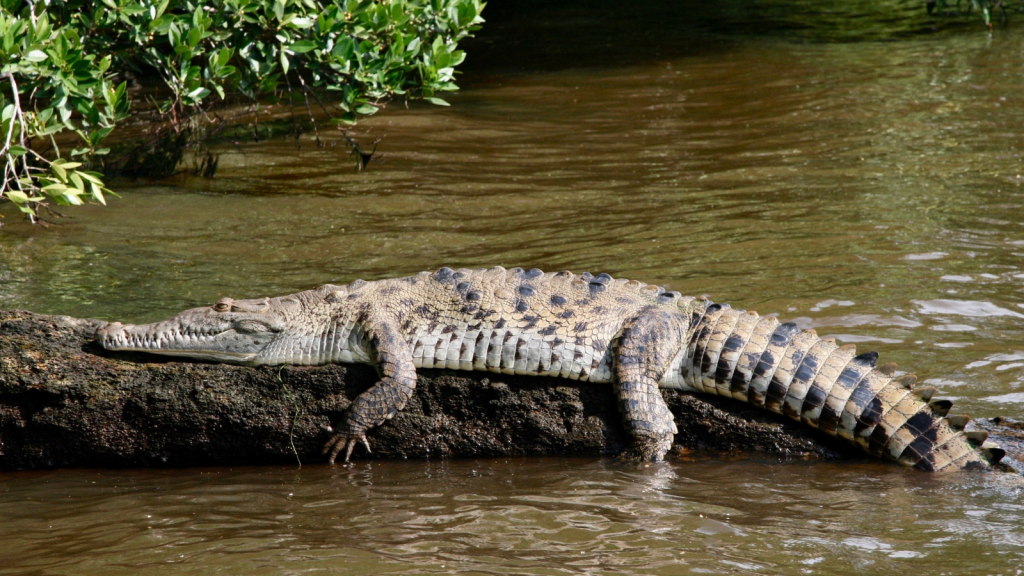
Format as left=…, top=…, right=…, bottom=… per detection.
left=615, top=307, right=686, bottom=461
left=324, top=319, right=417, bottom=464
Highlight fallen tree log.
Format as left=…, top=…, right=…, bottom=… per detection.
left=1, top=310, right=1016, bottom=471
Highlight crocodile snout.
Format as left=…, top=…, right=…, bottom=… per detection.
left=95, top=322, right=124, bottom=343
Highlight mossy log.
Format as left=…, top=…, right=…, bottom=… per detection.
left=0, top=309, right=979, bottom=471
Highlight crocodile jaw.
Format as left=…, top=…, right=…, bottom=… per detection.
left=96, top=306, right=279, bottom=364
left=99, top=324, right=261, bottom=362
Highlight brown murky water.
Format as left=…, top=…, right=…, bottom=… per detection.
left=3, top=0, right=1024, bottom=572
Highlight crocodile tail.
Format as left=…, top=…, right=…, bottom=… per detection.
left=681, top=303, right=1005, bottom=471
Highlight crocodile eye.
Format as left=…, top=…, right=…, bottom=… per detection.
left=213, top=298, right=233, bottom=312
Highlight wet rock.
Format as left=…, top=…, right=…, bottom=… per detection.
left=0, top=310, right=875, bottom=470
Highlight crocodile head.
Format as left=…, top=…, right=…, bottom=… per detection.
left=96, top=295, right=302, bottom=364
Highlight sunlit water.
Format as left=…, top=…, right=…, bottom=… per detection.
left=3, top=0, right=1024, bottom=572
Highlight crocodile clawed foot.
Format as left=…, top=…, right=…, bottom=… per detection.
left=323, top=432, right=372, bottom=464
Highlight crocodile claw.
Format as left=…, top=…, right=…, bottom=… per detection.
left=323, top=432, right=372, bottom=464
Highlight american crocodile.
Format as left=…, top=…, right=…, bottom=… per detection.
left=95, top=267, right=1005, bottom=471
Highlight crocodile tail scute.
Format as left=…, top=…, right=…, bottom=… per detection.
left=684, top=304, right=1005, bottom=471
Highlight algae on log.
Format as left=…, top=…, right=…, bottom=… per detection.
left=0, top=309, right=906, bottom=471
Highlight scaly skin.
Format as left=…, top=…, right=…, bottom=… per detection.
left=95, top=266, right=1005, bottom=470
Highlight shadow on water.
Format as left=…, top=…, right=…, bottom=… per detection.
left=459, top=0, right=981, bottom=77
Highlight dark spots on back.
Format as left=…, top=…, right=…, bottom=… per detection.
left=854, top=351, right=879, bottom=367
left=903, top=411, right=935, bottom=435
left=846, top=383, right=875, bottom=412
left=525, top=268, right=543, bottom=279
left=580, top=272, right=593, bottom=280
left=904, top=425, right=940, bottom=463
left=913, top=456, right=938, bottom=472
left=434, top=267, right=454, bottom=282
left=551, top=295, right=567, bottom=306
left=415, top=303, right=440, bottom=321
left=516, top=300, right=529, bottom=312
left=591, top=306, right=606, bottom=315
left=539, top=325, right=557, bottom=336
left=594, top=339, right=607, bottom=352
left=797, top=353, right=820, bottom=371
left=523, top=315, right=540, bottom=329
left=818, top=406, right=842, bottom=433
left=730, top=364, right=753, bottom=395
left=552, top=337, right=564, bottom=346
left=589, top=281, right=607, bottom=293
left=765, top=380, right=788, bottom=412
left=466, top=291, right=481, bottom=301
left=456, top=281, right=471, bottom=292
left=575, top=335, right=585, bottom=346
left=440, top=325, right=455, bottom=334
left=868, top=425, right=891, bottom=456
left=750, top=350, right=775, bottom=380
left=473, top=309, right=491, bottom=320
left=518, top=285, right=535, bottom=297
left=802, top=385, right=828, bottom=410
left=660, top=291, right=681, bottom=300
left=929, top=399, right=952, bottom=416
left=559, top=310, right=575, bottom=319
left=453, top=271, right=466, bottom=280
left=573, top=321, right=589, bottom=332
left=495, top=318, right=507, bottom=329
left=771, top=322, right=801, bottom=343
left=459, top=304, right=480, bottom=315
left=594, top=273, right=612, bottom=283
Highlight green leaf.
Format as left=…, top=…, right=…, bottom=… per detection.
left=6, top=190, right=29, bottom=203
left=425, top=97, right=450, bottom=106
left=24, top=49, right=47, bottom=62
left=289, top=40, right=318, bottom=53
left=70, top=172, right=85, bottom=192
left=355, top=103, right=378, bottom=115
left=7, top=145, right=26, bottom=156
